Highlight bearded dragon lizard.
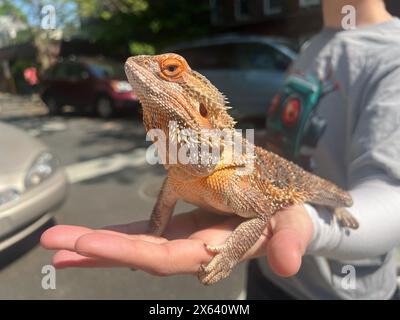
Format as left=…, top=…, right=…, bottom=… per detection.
left=124, top=53, right=359, bottom=285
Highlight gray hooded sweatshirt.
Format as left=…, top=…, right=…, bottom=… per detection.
left=258, top=18, right=400, bottom=300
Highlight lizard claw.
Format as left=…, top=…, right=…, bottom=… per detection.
left=198, top=253, right=235, bottom=285
left=204, top=243, right=226, bottom=253
left=334, top=208, right=359, bottom=229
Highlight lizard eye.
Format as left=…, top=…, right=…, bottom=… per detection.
left=167, top=65, right=177, bottom=72
left=160, top=57, right=186, bottom=80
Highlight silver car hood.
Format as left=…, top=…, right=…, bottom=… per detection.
left=0, top=122, right=47, bottom=174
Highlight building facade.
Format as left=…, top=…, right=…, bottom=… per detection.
left=210, top=0, right=400, bottom=42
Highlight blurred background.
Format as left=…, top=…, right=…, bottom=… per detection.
left=0, top=0, right=399, bottom=299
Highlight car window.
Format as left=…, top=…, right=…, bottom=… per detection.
left=88, top=63, right=113, bottom=78
left=176, top=44, right=236, bottom=69
left=87, top=63, right=125, bottom=80
left=234, top=43, right=291, bottom=71
left=176, top=43, right=291, bottom=71
left=51, top=63, right=88, bottom=81
left=69, top=63, right=88, bottom=80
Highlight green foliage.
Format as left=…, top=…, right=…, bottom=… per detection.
left=77, top=0, right=212, bottom=54
left=129, top=41, right=155, bottom=55
left=11, top=29, right=34, bottom=44
left=0, top=0, right=27, bottom=22
left=76, top=0, right=148, bottom=17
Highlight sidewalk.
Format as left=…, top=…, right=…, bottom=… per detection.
left=0, top=93, right=48, bottom=119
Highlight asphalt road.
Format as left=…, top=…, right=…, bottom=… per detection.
left=0, top=110, right=247, bottom=299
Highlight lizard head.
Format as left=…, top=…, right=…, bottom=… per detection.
left=125, top=53, right=235, bottom=134
left=125, top=53, right=238, bottom=176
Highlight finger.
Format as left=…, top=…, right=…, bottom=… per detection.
left=41, top=224, right=168, bottom=253
left=104, top=209, right=230, bottom=240
left=41, top=225, right=94, bottom=250
left=266, top=206, right=313, bottom=277
left=101, top=220, right=148, bottom=234
left=266, top=228, right=304, bottom=277
left=95, top=229, right=168, bottom=244
left=43, top=208, right=230, bottom=252
left=271, top=205, right=313, bottom=255
left=53, top=250, right=123, bottom=269
left=164, top=209, right=234, bottom=239
left=74, top=232, right=214, bottom=275
left=189, top=215, right=243, bottom=244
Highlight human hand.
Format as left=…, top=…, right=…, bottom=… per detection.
left=40, top=205, right=313, bottom=278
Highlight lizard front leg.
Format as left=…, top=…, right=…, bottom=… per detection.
left=147, top=177, right=178, bottom=236
left=198, top=180, right=272, bottom=285
left=198, top=215, right=269, bottom=285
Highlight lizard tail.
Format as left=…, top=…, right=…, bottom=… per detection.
left=305, top=175, right=359, bottom=229
left=307, top=175, right=353, bottom=208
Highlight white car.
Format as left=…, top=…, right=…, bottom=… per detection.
left=0, top=122, right=68, bottom=251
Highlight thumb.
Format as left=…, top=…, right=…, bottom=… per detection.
left=266, top=205, right=313, bottom=277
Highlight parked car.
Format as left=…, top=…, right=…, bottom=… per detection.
left=0, top=122, right=68, bottom=251
left=166, top=34, right=298, bottom=120
left=40, top=57, right=139, bottom=119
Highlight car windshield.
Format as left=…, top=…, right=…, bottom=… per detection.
left=87, top=62, right=125, bottom=80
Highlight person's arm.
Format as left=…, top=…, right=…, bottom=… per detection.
left=306, top=176, right=400, bottom=260
left=305, top=63, right=400, bottom=260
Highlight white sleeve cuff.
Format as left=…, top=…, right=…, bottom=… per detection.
left=303, top=203, right=342, bottom=256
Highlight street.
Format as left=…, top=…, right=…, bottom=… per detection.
left=0, top=95, right=246, bottom=299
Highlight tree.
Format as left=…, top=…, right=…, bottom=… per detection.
left=75, top=0, right=212, bottom=56
left=2, top=0, right=213, bottom=69
left=0, top=0, right=79, bottom=71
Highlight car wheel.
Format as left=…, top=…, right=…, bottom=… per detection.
left=95, top=96, right=114, bottom=119
left=45, top=96, right=60, bottom=116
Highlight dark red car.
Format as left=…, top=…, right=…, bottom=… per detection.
left=40, top=57, right=139, bottom=118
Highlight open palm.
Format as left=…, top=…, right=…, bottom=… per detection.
left=41, top=205, right=313, bottom=278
